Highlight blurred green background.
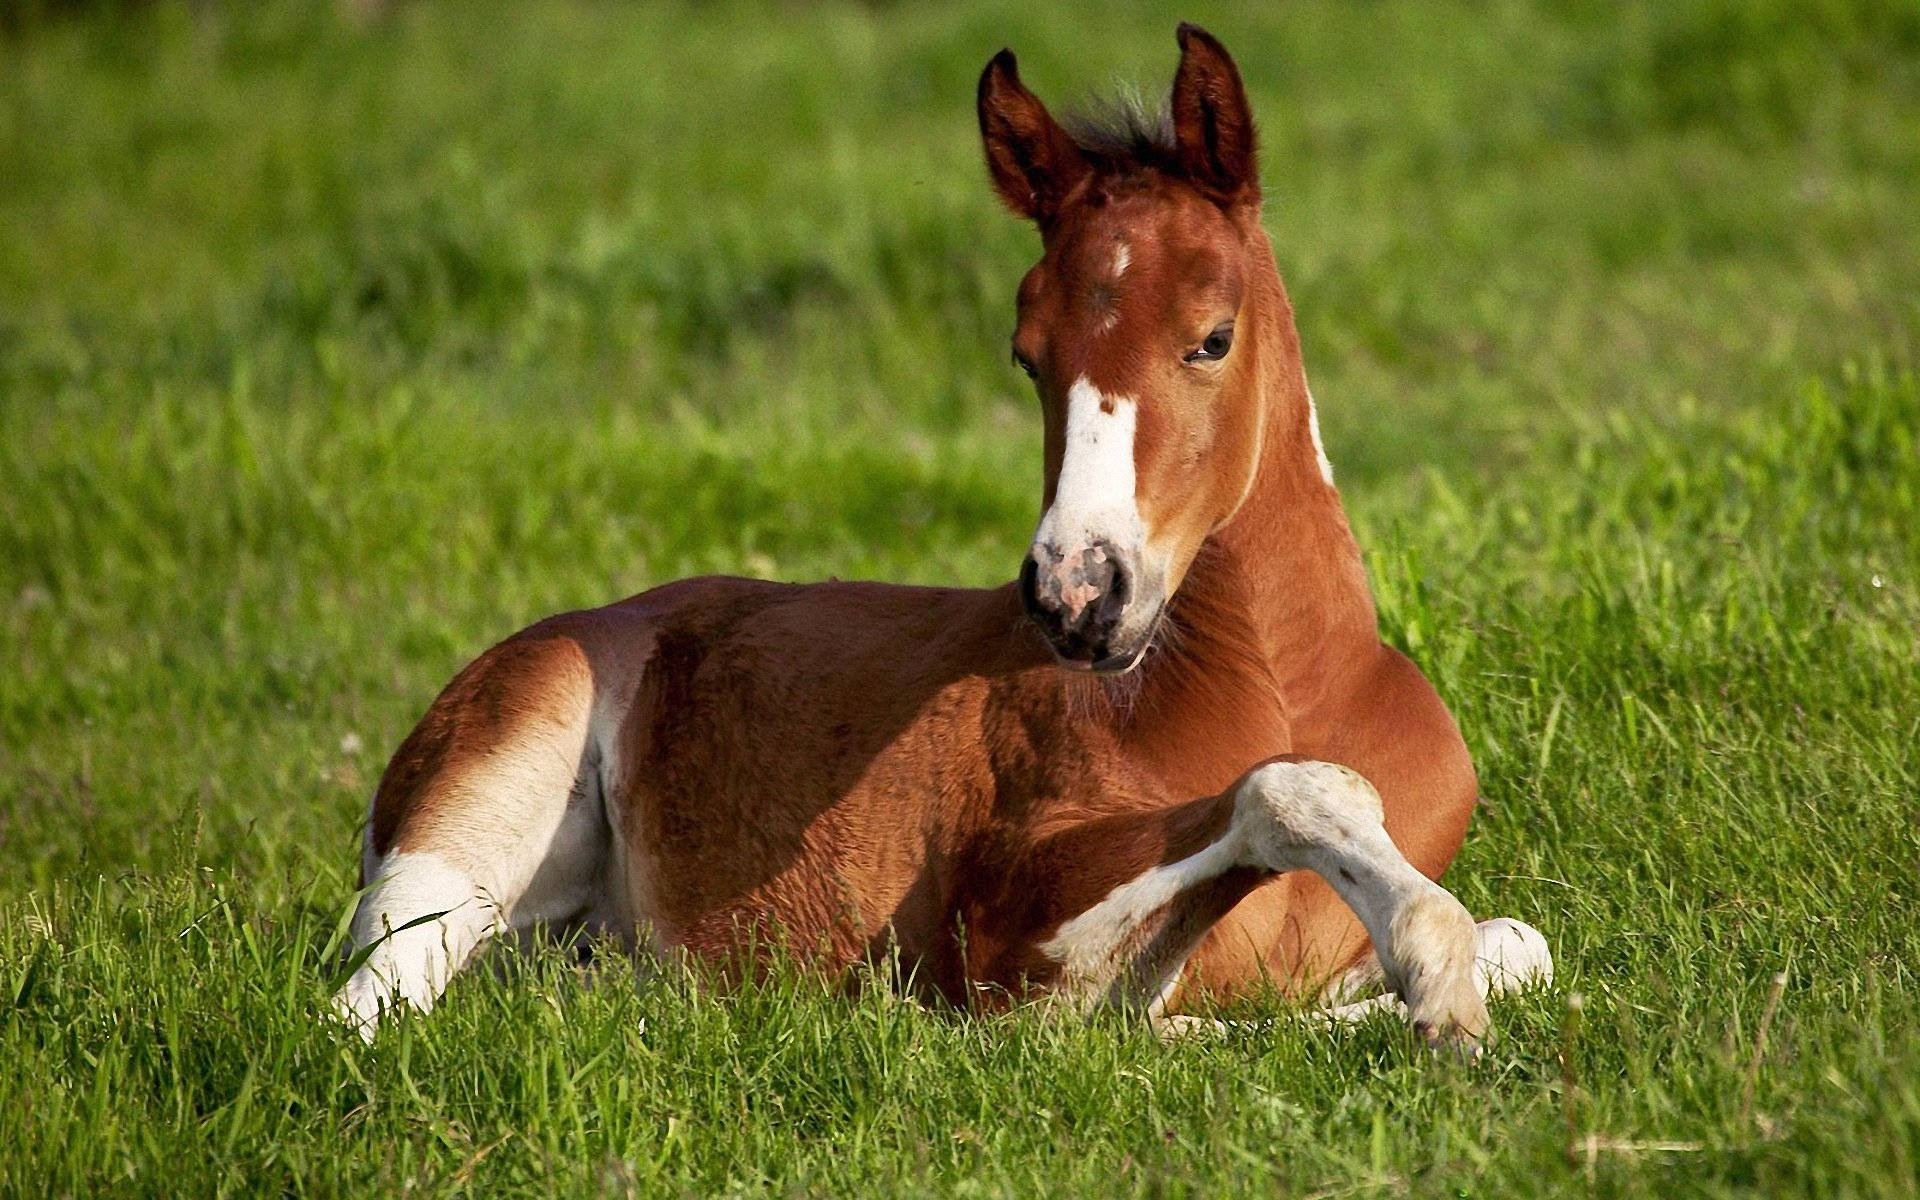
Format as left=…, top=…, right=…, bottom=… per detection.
left=2, top=1, right=1917, bottom=1194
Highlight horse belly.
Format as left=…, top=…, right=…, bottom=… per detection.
left=606, top=612, right=998, bottom=976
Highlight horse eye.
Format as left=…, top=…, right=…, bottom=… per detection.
left=1187, top=324, right=1235, bottom=363
left=1012, top=350, right=1038, bottom=380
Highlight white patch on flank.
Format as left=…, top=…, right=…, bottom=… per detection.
left=1040, top=833, right=1244, bottom=994
left=1033, top=377, right=1143, bottom=552
left=1111, top=241, right=1131, bottom=279
left=587, top=686, right=646, bottom=942
left=1306, top=386, right=1334, bottom=486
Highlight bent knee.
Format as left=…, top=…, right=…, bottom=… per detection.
left=1233, top=759, right=1385, bottom=866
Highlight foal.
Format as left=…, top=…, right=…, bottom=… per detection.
left=335, top=25, right=1550, bottom=1046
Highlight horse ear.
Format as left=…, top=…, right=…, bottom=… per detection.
left=977, top=49, right=1090, bottom=223
left=1170, top=24, right=1259, bottom=206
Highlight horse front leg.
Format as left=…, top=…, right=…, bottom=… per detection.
left=1020, top=758, right=1488, bottom=1048
left=1229, top=758, right=1488, bottom=1045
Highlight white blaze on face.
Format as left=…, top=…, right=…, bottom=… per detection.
left=1034, top=377, right=1144, bottom=558
left=1111, top=241, right=1131, bottom=279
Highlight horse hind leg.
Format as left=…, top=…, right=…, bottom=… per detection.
left=332, top=632, right=616, bottom=1039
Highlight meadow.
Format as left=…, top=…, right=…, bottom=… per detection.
left=2, top=0, right=1918, bottom=1194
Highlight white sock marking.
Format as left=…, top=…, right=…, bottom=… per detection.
left=1238, top=761, right=1484, bottom=1037
left=333, top=850, right=496, bottom=1038
left=1316, top=918, right=1554, bottom=1025
left=1040, top=833, right=1243, bottom=992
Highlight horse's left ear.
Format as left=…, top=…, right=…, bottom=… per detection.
left=1170, top=23, right=1259, bottom=206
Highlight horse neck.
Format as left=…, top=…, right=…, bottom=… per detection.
left=1159, top=261, right=1379, bottom=714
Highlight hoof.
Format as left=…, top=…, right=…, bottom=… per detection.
left=1411, top=1009, right=1486, bottom=1059
left=1474, top=917, right=1554, bottom=994
left=1389, top=890, right=1489, bottom=1053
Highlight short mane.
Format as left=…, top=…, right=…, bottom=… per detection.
left=1061, top=90, right=1179, bottom=174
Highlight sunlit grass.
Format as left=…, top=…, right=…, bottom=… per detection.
left=2, top=1, right=1917, bottom=1194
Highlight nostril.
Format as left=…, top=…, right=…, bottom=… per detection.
left=1089, top=542, right=1131, bottom=629
left=1105, top=550, right=1132, bottom=607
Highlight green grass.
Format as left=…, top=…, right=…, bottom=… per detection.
left=3, top=0, right=1918, bottom=1194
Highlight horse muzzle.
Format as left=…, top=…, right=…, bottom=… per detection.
left=1020, top=537, right=1161, bottom=673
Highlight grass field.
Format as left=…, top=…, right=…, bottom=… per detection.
left=3, top=0, right=1919, bottom=1194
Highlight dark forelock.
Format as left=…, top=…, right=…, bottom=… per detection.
left=1060, top=91, right=1180, bottom=175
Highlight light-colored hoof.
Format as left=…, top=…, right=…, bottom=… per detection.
left=1388, top=891, right=1489, bottom=1053
left=1409, top=997, right=1487, bottom=1056
left=1474, top=917, right=1553, bottom=994
left=1316, top=916, right=1551, bottom=1052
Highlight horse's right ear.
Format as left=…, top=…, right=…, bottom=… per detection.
left=977, top=50, right=1090, bottom=224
